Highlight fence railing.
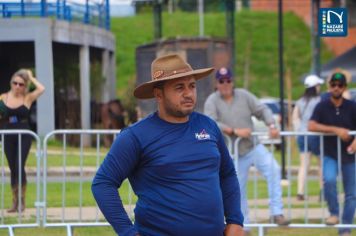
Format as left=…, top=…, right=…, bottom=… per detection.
left=231, top=131, right=356, bottom=235
left=42, top=129, right=123, bottom=236
left=0, top=130, right=41, bottom=236
left=0, top=0, right=110, bottom=30
left=0, top=129, right=355, bottom=236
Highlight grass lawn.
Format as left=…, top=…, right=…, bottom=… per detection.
left=1, top=179, right=322, bottom=209
left=0, top=226, right=116, bottom=236
left=23, top=136, right=321, bottom=167
left=112, top=11, right=334, bottom=106
left=1, top=180, right=136, bottom=209
left=1, top=217, right=355, bottom=236
left=25, top=145, right=110, bottom=167
left=1, top=223, right=355, bottom=236
left=0, top=179, right=352, bottom=236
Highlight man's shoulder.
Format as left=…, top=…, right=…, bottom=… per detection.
left=192, top=112, right=219, bottom=127
left=313, top=99, right=337, bottom=115
left=192, top=111, right=214, bottom=121
left=315, top=98, right=330, bottom=107
left=129, top=113, right=156, bottom=129
left=342, top=99, right=356, bottom=114
left=206, top=91, right=220, bottom=101
left=234, top=88, right=254, bottom=97
left=343, top=98, right=356, bottom=106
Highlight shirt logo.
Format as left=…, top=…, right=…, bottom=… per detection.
left=9, top=116, right=19, bottom=124
left=195, top=129, right=211, bottom=140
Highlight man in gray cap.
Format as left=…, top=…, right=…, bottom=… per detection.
left=204, top=67, right=290, bottom=234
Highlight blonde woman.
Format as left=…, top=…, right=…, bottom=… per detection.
left=0, top=69, right=45, bottom=213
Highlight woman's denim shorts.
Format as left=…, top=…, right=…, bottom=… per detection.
left=297, top=135, right=320, bottom=156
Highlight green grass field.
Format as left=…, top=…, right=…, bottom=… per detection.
left=0, top=226, right=117, bottom=236
left=0, top=179, right=323, bottom=210
left=111, top=10, right=335, bottom=106
left=1, top=227, right=354, bottom=236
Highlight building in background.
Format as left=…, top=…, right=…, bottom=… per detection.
left=0, top=0, right=116, bottom=137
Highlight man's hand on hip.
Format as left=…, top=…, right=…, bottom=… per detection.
left=224, top=224, right=244, bottom=236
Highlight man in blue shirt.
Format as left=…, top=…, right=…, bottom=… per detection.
left=309, top=72, right=356, bottom=236
left=92, top=54, right=244, bottom=236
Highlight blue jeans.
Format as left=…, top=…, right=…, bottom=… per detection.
left=323, top=156, right=356, bottom=234
left=237, top=144, right=283, bottom=224
left=297, top=135, right=320, bottom=156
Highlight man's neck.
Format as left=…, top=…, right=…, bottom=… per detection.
left=157, top=110, right=189, bottom=123
left=330, top=96, right=343, bottom=107
left=222, top=94, right=234, bottom=103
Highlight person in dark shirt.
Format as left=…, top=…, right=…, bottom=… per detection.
left=0, top=69, right=45, bottom=213
left=309, top=71, right=356, bottom=236
left=92, top=54, right=244, bottom=236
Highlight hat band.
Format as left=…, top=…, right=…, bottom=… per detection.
left=152, top=67, right=192, bottom=80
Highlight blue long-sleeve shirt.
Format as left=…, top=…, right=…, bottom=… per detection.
left=92, top=112, right=243, bottom=236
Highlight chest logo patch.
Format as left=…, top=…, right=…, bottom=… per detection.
left=195, top=129, right=211, bottom=140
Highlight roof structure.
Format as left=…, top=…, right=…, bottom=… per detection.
left=321, top=46, right=356, bottom=83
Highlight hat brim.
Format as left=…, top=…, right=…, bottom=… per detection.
left=134, top=67, right=214, bottom=99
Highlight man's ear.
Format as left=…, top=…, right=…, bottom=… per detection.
left=153, top=87, right=163, bottom=101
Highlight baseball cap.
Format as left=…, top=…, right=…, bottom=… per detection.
left=304, top=75, right=324, bottom=88
left=215, top=67, right=232, bottom=81
left=330, top=72, right=347, bottom=85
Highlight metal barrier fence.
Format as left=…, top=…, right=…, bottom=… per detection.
left=0, top=130, right=41, bottom=236
left=42, top=130, right=123, bottom=236
left=0, top=129, right=355, bottom=236
left=230, top=131, right=356, bottom=235
left=0, top=0, right=110, bottom=30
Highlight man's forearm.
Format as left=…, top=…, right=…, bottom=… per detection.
left=308, top=120, right=337, bottom=134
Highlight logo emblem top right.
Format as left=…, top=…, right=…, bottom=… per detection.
left=319, top=8, right=348, bottom=37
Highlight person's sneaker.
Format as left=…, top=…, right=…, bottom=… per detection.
left=325, top=215, right=339, bottom=225
left=296, top=194, right=305, bottom=201
left=271, top=215, right=290, bottom=226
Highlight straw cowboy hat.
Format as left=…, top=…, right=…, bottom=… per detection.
left=134, top=54, right=214, bottom=99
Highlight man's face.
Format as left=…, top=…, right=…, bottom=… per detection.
left=329, top=81, right=346, bottom=99
left=216, top=77, right=233, bottom=97
left=156, top=76, right=197, bottom=118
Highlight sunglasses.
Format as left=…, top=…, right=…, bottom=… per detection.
left=218, top=79, right=232, bottom=84
left=12, top=81, right=25, bottom=87
left=330, top=83, right=345, bottom=89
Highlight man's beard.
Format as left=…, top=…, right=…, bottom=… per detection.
left=331, top=93, right=342, bottom=100
left=163, top=100, right=195, bottom=118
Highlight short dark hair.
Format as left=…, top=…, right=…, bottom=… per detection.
left=153, top=81, right=165, bottom=90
